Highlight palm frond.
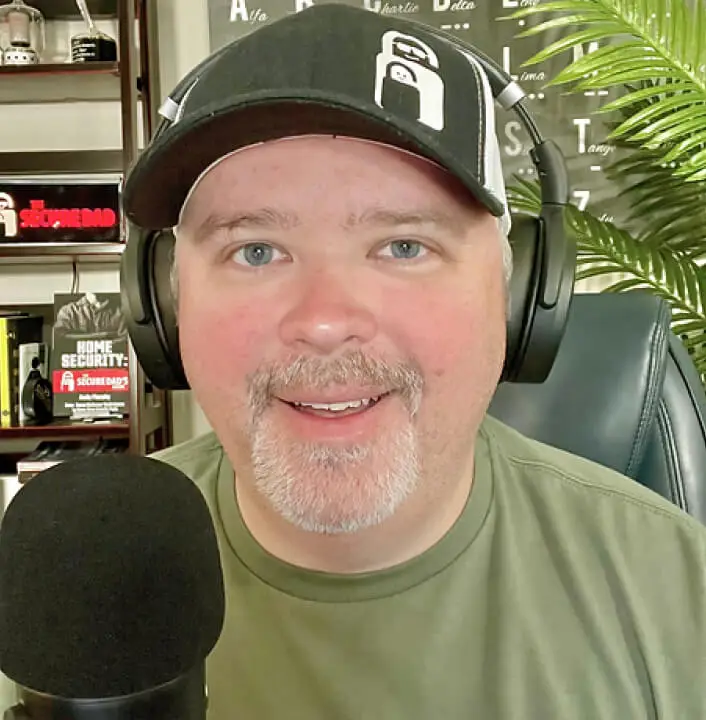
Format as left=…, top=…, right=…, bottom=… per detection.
left=510, top=0, right=706, bottom=182
left=506, top=177, right=706, bottom=375
left=506, top=176, right=542, bottom=216
left=605, top=146, right=706, bottom=257
left=598, top=89, right=706, bottom=256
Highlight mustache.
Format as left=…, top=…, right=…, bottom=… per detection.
left=246, top=350, right=424, bottom=419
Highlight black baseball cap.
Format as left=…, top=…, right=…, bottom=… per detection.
left=122, top=3, right=509, bottom=232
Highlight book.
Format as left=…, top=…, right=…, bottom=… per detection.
left=50, top=293, right=130, bottom=420
left=0, top=313, right=45, bottom=428
left=0, top=472, right=22, bottom=517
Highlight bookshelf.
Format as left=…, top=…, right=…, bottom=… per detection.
left=30, top=0, right=119, bottom=18
left=0, top=61, right=123, bottom=104
left=0, top=242, right=125, bottom=263
left=0, top=417, right=129, bottom=440
left=0, top=0, right=170, bottom=457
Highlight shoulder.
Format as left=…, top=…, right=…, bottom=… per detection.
left=149, top=432, right=225, bottom=495
left=481, top=414, right=706, bottom=543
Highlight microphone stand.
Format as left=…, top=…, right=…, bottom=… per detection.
left=2, top=665, right=207, bottom=720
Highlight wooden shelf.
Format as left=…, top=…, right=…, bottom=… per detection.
left=0, top=62, right=119, bottom=77
left=0, top=418, right=129, bottom=441
left=30, top=0, right=118, bottom=20
left=0, top=150, right=124, bottom=175
left=0, top=62, right=122, bottom=104
left=0, top=242, right=125, bottom=264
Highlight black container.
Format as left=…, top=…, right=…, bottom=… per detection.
left=70, top=32, right=117, bottom=62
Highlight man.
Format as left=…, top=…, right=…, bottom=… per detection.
left=54, top=292, right=127, bottom=338
left=122, top=5, right=706, bottom=718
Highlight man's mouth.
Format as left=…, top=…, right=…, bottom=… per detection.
left=282, top=392, right=390, bottom=418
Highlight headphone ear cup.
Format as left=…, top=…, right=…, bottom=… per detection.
left=502, top=212, right=575, bottom=384
left=502, top=215, right=543, bottom=383
left=150, top=230, right=189, bottom=390
left=120, top=227, right=189, bottom=391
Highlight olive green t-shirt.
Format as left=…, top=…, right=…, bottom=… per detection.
left=152, top=415, right=706, bottom=719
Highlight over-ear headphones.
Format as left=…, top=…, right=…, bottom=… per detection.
left=120, top=24, right=575, bottom=392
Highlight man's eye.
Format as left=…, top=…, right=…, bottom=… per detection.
left=230, top=243, right=283, bottom=267
left=379, top=240, right=428, bottom=260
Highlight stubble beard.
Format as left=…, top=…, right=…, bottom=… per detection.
left=246, top=352, right=424, bottom=535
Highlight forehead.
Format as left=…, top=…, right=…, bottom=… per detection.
left=177, top=136, right=484, bottom=227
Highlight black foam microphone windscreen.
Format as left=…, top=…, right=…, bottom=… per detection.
left=0, top=453, right=225, bottom=699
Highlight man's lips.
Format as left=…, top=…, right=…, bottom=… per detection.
left=277, top=392, right=392, bottom=422
left=276, top=390, right=392, bottom=406
left=274, top=392, right=393, bottom=421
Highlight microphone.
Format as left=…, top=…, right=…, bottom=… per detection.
left=0, top=453, right=225, bottom=720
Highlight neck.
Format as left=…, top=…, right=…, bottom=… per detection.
left=234, top=447, right=475, bottom=574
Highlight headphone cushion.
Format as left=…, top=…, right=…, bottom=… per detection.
left=150, top=229, right=186, bottom=388
left=503, top=215, right=542, bottom=382
left=503, top=211, right=575, bottom=384
left=120, top=230, right=189, bottom=391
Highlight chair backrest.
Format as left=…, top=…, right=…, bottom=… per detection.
left=488, top=292, right=706, bottom=525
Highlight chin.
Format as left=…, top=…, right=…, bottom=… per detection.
left=249, top=419, right=422, bottom=535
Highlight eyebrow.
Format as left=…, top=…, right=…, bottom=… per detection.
left=191, top=208, right=300, bottom=243
left=344, top=207, right=467, bottom=235
left=189, top=206, right=468, bottom=243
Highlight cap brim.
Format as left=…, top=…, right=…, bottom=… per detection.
left=122, top=90, right=506, bottom=230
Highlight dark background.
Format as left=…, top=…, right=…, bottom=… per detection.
left=206, top=0, right=631, bottom=227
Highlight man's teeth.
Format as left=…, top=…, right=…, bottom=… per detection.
left=293, top=396, right=381, bottom=412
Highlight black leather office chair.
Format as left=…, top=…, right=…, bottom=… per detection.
left=489, top=292, right=706, bottom=525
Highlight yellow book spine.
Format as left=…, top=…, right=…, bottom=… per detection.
left=0, top=318, right=9, bottom=428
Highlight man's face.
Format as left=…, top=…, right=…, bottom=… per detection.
left=175, top=136, right=507, bottom=535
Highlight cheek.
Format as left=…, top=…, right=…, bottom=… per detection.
left=176, top=276, right=266, bottom=400
left=385, top=278, right=506, bottom=379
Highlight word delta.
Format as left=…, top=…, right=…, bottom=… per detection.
left=20, top=200, right=117, bottom=230
left=61, top=340, right=126, bottom=370
left=430, top=0, right=475, bottom=11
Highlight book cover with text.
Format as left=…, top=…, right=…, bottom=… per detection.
left=50, top=293, right=130, bottom=420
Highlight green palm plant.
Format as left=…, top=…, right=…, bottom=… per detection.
left=506, top=0, right=706, bottom=378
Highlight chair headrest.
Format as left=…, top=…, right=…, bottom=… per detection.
left=489, top=292, right=671, bottom=478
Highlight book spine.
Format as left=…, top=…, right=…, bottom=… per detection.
left=0, top=319, right=9, bottom=428
left=6, top=323, right=20, bottom=427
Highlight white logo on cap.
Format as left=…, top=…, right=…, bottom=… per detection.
left=374, top=30, right=445, bottom=131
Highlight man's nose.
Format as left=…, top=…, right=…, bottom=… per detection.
left=278, top=268, right=378, bottom=354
